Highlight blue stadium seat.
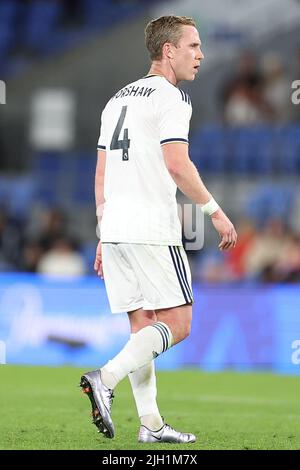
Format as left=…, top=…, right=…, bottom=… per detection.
left=190, top=125, right=300, bottom=176
left=231, top=127, right=274, bottom=174
left=278, top=125, right=300, bottom=173
left=82, top=0, right=116, bottom=28
left=245, top=183, right=296, bottom=224
left=190, top=125, right=227, bottom=173
left=0, top=0, right=19, bottom=57
left=32, top=152, right=95, bottom=206
left=9, top=176, right=36, bottom=218
left=0, top=26, right=13, bottom=58
left=34, top=152, right=61, bottom=172
left=33, top=152, right=61, bottom=204
left=0, top=176, right=35, bottom=218
left=81, top=242, right=97, bottom=274
left=39, top=29, right=87, bottom=55
left=22, top=0, right=62, bottom=51
left=0, top=0, right=19, bottom=23
left=72, top=155, right=95, bottom=204
left=82, top=0, right=139, bottom=29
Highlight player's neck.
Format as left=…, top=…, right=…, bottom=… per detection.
left=147, top=62, right=178, bottom=87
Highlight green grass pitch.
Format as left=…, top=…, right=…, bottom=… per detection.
left=0, top=366, right=299, bottom=450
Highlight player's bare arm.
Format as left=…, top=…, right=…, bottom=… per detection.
left=94, top=149, right=106, bottom=278
left=163, top=142, right=237, bottom=250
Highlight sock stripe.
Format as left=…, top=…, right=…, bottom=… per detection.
left=153, top=323, right=167, bottom=352
left=156, top=322, right=171, bottom=350
left=152, top=323, right=168, bottom=352
left=152, top=324, right=166, bottom=352
left=169, top=246, right=190, bottom=304
left=175, top=246, right=193, bottom=301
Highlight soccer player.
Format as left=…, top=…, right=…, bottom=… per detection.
left=80, top=15, right=237, bottom=443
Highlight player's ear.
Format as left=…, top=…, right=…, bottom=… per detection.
left=163, top=42, right=173, bottom=59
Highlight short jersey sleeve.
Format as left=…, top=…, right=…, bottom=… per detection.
left=97, top=109, right=106, bottom=150
left=155, top=87, right=192, bottom=146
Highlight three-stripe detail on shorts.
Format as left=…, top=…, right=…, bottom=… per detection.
left=168, top=246, right=193, bottom=304
left=152, top=322, right=170, bottom=353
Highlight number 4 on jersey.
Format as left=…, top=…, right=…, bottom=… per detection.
left=110, top=106, right=130, bottom=161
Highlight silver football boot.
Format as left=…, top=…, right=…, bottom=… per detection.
left=80, top=370, right=115, bottom=438
left=138, top=423, right=196, bottom=443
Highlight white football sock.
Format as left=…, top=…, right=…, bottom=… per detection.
left=128, top=333, right=163, bottom=431
left=140, top=413, right=164, bottom=431
left=101, top=322, right=173, bottom=390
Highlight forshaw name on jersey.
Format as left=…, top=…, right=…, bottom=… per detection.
left=114, top=85, right=156, bottom=99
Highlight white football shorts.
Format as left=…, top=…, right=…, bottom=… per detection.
left=101, top=243, right=193, bottom=313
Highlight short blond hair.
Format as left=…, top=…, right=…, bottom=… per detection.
left=145, top=15, right=196, bottom=61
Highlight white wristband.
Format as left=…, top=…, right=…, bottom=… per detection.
left=200, top=197, right=219, bottom=216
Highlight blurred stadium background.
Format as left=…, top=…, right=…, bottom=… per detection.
left=1, top=0, right=300, bottom=386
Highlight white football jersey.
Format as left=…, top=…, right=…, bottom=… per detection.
left=97, top=75, right=192, bottom=245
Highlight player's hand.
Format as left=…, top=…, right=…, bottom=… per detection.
left=210, top=208, right=237, bottom=251
left=94, top=241, right=103, bottom=279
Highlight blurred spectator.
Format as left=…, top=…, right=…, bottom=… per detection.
left=221, top=50, right=261, bottom=101
left=221, top=50, right=275, bottom=125
left=37, top=236, right=86, bottom=276
left=37, top=208, right=67, bottom=251
left=21, top=239, right=43, bottom=273
left=192, top=216, right=300, bottom=284
left=2, top=199, right=300, bottom=284
left=21, top=207, right=86, bottom=274
left=0, top=206, right=23, bottom=271
left=192, top=250, right=236, bottom=283
left=225, top=218, right=257, bottom=279
left=261, top=233, right=300, bottom=283
left=261, top=53, right=291, bottom=123
left=243, top=218, right=290, bottom=278
left=224, top=79, right=263, bottom=125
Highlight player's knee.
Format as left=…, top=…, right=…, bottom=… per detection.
left=128, top=309, right=156, bottom=333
